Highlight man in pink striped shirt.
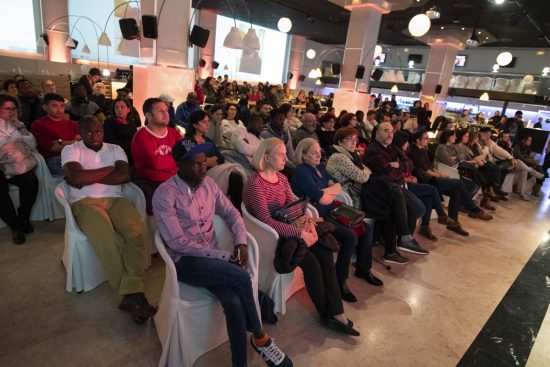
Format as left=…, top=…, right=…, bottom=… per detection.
left=152, top=140, right=292, bottom=367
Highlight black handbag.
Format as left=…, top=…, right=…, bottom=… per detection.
left=274, top=196, right=309, bottom=223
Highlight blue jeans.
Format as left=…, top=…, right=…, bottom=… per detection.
left=408, top=183, right=445, bottom=226
left=46, top=156, right=64, bottom=176
left=175, top=256, right=262, bottom=367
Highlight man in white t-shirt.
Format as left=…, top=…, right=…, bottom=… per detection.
left=61, top=115, right=155, bottom=324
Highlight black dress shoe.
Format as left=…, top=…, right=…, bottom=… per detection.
left=21, top=219, right=34, bottom=234
left=324, top=317, right=360, bottom=336
left=339, top=282, right=357, bottom=303
left=355, top=270, right=384, bottom=286
left=12, top=229, right=25, bottom=245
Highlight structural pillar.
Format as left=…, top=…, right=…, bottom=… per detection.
left=333, top=0, right=391, bottom=114
left=41, top=0, right=71, bottom=63
left=197, top=10, right=217, bottom=79
left=287, top=35, right=306, bottom=90
left=420, top=35, right=465, bottom=121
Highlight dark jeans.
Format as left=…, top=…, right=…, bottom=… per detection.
left=132, top=176, right=162, bottom=215
left=408, top=183, right=445, bottom=226
left=299, top=244, right=344, bottom=320
left=434, top=178, right=477, bottom=220
left=175, top=256, right=262, bottom=367
left=0, top=170, right=38, bottom=230
left=479, top=162, right=502, bottom=189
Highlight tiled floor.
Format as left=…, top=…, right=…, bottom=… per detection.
left=1, top=189, right=549, bottom=367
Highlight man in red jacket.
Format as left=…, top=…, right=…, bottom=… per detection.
left=131, top=97, right=182, bottom=214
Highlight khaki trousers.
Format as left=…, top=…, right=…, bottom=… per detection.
left=72, top=197, right=145, bottom=295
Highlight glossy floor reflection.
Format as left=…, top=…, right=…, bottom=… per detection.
left=1, top=186, right=549, bottom=367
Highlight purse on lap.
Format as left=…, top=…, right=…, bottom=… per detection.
left=274, top=196, right=309, bottom=223
left=0, top=140, right=38, bottom=179
left=329, top=202, right=366, bottom=236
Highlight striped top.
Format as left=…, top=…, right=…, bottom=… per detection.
left=243, top=172, right=302, bottom=239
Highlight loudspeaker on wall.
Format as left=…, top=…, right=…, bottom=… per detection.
left=371, top=68, right=383, bottom=81
left=356, top=65, right=366, bottom=79
left=298, top=74, right=306, bottom=82
left=142, top=15, right=158, bottom=39
left=435, top=84, right=442, bottom=94
left=119, top=18, right=140, bottom=40
left=198, top=59, right=206, bottom=67
left=331, top=63, right=341, bottom=75
left=189, top=25, right=210, bottom=48
left=211, top=61, right=219, bottom=69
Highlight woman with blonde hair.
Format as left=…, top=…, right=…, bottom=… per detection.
left=401, top=117, right=418, bottom=141
left=243, top=138, right=359, bottom=336
left=292, top=138, right=381, bottom=292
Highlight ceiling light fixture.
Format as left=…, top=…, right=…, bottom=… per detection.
left=224, top=27, right=243, bottom=49
left=408, top=14, right=431, bottom=37
left=543, top=67, right=549, bottom=76
left=315, top=78, right=322, bottom=85
left=240, top=0, right=260, bottom=50
left=98, top=31, right=112, bottom=46
left=37, top=34, right=48, bottom=47
left=492, top=64, right=499, bottom=72
left=277, top=17, right=292, bottom=33
left=374, top=44, right=383, bottom=57
left=306, top=49, right=316, bottom=59
left=496, top=51, right=513, bottom=66
left=65, top=37, right=76, bottom=48
left=479, top=92, right=489, bottom=101
left=390, top=85, right=399, bottom=93
left=81, top=44, right=91, bottom=54
left=408, top=60, right=415, bottom=68
left=102, top=68, right=111, bottom=77
left=425, top=6, right=441, bottom=20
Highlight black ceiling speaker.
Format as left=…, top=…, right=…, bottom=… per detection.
left=142, top=15, right=158, bottom=39
left=211, top=61, right=219, bottom=69
left=435, top=84, right=442, bottom=94
left=331, top=63, right=341, bottom=75
left=198, top=59, right=206, bottom=67
left=298, top=74, right=306, bottom=81
left=287, top=72, right=293, bottom=80
left=371, top=68, right=383, bottom=81
left=355, top=65, right=366, bottom=79
left=119, top=18, right=140, bottom=40
left=189, top=25, right=210, bottom=48
left=408, top=54, right=423, bottom=64
left=40, top=33, right=49, bottom=46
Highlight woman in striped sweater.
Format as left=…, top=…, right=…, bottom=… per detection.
left=243, top=138, right=359, bottom=336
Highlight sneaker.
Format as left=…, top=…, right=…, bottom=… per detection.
left=418, top=226, right=438, bottom=241
left=517, top=193, right=530, bottom=201
left=398, top=238, right=430, bottom=255
left=119, top=292, right=157, bottom=321
left=383, top=251, right=409, bottom=264
left=251, top=336, right=293, bottom=367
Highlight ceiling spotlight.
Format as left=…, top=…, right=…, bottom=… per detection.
left=492, top=64, right=499, bottom=72
left=479, top=92, right=490, bottom=101
left=461, top=27, right=465, bottom=31
left=496, top=51, right=513, bottom=66
left=490, top=0, right=505, bottom=4
left=390, top=85, right=399, bottom=93
left=441, top=26, right=445, bottom=30
left=306, top=49, right=316, bottom=59
left=425, top=6, right=441, bottom=20
left=102, top=69, right=111, bottom=77
left=408, top=14, right=431, bottom=37
left=277, top=17, right=292, bottom=33
left=466, top=33, right=481, bottom=47
left=315, top=78, right=322, bottom=86
left=452, top=17, right=460, bottom=24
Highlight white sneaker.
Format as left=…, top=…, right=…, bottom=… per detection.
left=250, top=336, right=293, bottom=367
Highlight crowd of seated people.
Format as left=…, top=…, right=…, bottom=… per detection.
left=2, top=71, right=550, bottom=367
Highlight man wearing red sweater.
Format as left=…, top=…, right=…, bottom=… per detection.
left=31, top=93, right=80, bottom=176
left=131, top=97, right=181, bottom=214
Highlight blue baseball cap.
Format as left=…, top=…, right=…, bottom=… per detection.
left=172, top=139, right=213, bottom=161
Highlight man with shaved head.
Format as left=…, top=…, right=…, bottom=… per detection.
left=61, top=115, right=155, bottom=324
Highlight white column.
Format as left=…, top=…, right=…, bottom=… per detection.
left=287, top=35, right=306, bottom=90
left=334, top=0, right=391, bottom=113
left=197, top=9, right=217, bottom=79
left=41, top=0, right=71, bottom=63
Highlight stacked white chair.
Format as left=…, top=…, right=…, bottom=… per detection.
left=153, top=216, right=260, bottom=367
left=508, top=79, right=525, bottom=93
left=478, top=77, right=494, bottom=91
left=55, top=181, right=150, bottom=292
left=466, top=76, right=481, bottom=90
left=492, top=78, right=511, bottom=92
left=453, top=75, right=469, bottom=88
left=381, top=69, right=397, bottom=83
left=395, top=70, right=406, bottom=83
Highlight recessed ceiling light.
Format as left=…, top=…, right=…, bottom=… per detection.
left=441, top=26, right=445, bottom=29
left=461, top=27, right=465, bottom=30
left=486, top=37, right=489, bottom=40
left=478, top=31, right=482, bottom=34
left=536, top=51, right=544, bottom=56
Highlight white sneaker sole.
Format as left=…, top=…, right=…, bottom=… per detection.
left=397, top=245, right=429, bottom=255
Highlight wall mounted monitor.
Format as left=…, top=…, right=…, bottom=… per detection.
left=454, top=55, right=467, bottom=67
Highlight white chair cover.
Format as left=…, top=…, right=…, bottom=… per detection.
left=242, top=203, right=314, bottom=315
left=466, top=76, right=481, bottom=89
left=406, top=72, right=421, bottom=84
left=449, top=76, right=456, bottom=88
left=153, top=217, right=260, bottom=367
left=492, top=78, right=511, bottom=92
left=500, top=172, right=516, bottom=193
left=55, top=181, right=150, bottom=292
left=453, top=75, right=469, bottom=88
left=381, top=69, right=397, bottom=82
left=395, top=70, right=406, bottom=83
left=478, top=77, right=494, bottom=91
left=0, top=152, right=64, bottom=229
left=508, top=79, right=525, bottom=93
